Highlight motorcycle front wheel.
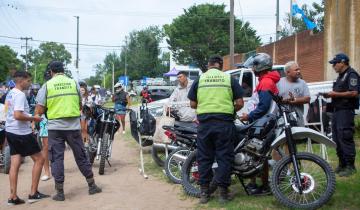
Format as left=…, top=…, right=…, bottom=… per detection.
left=270, top=152, right=336, bottom=209
left=165, top=147, right=191, bottom=184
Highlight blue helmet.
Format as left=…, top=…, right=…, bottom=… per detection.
left=7, top=80, right=15, bottom=88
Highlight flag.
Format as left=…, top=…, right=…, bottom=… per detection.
left=291, top=1, right=317, bottom=30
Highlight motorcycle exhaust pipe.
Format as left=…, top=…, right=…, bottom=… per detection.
left=152, top=143, right=178, bottom=150
left=172, top=153, right=187, bottom=162
left=96, top=139, right=102, bottom=160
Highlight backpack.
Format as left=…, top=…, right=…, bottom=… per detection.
left=129, top=107, right=154, bottom=147
left=307, top=97, right=323, bottom=123
left=138, top=103, right=156, bottom=136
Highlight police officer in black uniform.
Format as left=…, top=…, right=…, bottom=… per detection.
left=324, top=53, right=359, bottom=177
left=188, top=55, right=244, bottom=204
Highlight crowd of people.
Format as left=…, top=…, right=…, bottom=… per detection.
left=0, top=51, right=358, bottom=206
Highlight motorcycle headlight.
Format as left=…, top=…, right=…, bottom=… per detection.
left=148, top=106, right=164, bottom=118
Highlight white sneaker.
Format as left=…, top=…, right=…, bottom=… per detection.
left=40, top=175, right=51, bottom=181
left=122, top=130, right=126, bottom=134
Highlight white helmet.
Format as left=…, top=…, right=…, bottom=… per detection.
left=114, top=82, right=123, bottom=88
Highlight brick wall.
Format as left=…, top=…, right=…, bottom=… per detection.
left=223, top=30, right=325, bottom=82
left=257, top=30, right=325, bottom=82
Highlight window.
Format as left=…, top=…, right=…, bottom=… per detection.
left=241, top=72, right=253, bottom=97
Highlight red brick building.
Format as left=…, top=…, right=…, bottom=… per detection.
left=224, top=30, right=325, bottom=82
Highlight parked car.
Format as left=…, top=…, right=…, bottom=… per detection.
left=149, top=88, right=172, bottom=101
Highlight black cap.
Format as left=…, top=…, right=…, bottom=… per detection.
left=329, top=53, right=349, bottom=64
left=208, top=55, right=223, bottom=65
left=49, top=61, right=64, bottom=73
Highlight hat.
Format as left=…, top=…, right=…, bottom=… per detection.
left=329, top=53, right=349, bottom=64
left=49, top=61, right=64, bottom=72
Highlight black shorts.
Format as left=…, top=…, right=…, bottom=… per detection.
left=6, top=132, right=41, bottom=156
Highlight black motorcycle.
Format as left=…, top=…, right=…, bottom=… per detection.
left=181, top=93, right=336, bottom=209
left=86, top=105, right=120, bottom=175
left=162, top=122, right=197, bottom=184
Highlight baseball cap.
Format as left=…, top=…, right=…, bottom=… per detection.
left=49, top=61, right=64, bottom=72
left=329, top=53, right=349, bottom=64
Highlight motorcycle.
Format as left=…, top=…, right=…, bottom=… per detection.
left=162, top=122, right=197, bottom=184
left=181, top=92, right=336, bottom=209
left=86, top=104, right=120, bottom=175
left=0, top=121, right=10, bottom=174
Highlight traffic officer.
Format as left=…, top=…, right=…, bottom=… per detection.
left=324, top=53, right=359, bottom=177
left=35, top=61, right=102, bottom=201
left=188, top=55, right=244, bottom=204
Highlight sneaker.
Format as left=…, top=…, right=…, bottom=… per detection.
left=28, top=191, right=50, bottom=203
left=248, top=185, right=272, bottom=196
left=245, top=183, right=258, bottom=191
left=7, top=197, right=25, bottom=206
left=122, top=130, right=126, bottom=134
left=199, top=192, right=210, bottom=204
left=41, top=175, right=51, bottom=181
left=89, top=184, right=102, bottom=195
left=338, top=166, right=356, bottom=177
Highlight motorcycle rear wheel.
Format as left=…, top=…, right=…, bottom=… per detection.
left=181, top=150, right=201, bottom=197
left=270, top=152, right=336, bottom=209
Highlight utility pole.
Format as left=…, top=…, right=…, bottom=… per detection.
left=112, top=62, right=115, bottom=94
left=124, top=37, right=128, bottom=91
left=74, top=16, right=80, bottom=77
left=21, top=37, right=32, bottom=71
left=34, top=66, right=37, bottom=83
left=289, top=0, right=293, bottom=35
left=276, top=0, right=280, bottom=41
left=229, top=0, right=235, bottom=70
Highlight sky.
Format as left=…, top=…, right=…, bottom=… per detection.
left=0, top=0, right=320, bottom=80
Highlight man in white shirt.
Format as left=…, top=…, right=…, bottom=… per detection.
left=168, top=71, right=196, bottom=122
left=5, top=71, right=49, bottom=205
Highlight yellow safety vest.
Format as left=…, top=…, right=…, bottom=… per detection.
left=46, top=74, right=80, bottom=119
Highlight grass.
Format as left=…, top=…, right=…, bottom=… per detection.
left=122, top=126, right=360, bottom=210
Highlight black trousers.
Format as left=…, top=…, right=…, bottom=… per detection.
left=196, top=121, right=235, bottom=188
left=332, top=109, right=356, bottom=166
left=48, top=130, right=93, bottom=183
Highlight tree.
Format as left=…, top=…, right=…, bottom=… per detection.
left=91, top=26, right=168, bottom=86
left=164, top=4, right=261, bottom=72
left=280, top=1, right=324, bottom=38
left=0, top=45, right=22, bottom=82
left=124, top=26, right=167, bottom=79
left=24, top=42, right=72, bottom=84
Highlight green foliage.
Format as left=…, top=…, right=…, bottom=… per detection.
left=25, top=42, right=72, bottom=84
left=91, top=26, right=169, bottom=84
left=280, top=1, right=324, bottom=38
left=0, top=45, right=22, bottom=81
left=164, top=4, right=261, bottom=72
left=123, top=25, right=167, bottom=79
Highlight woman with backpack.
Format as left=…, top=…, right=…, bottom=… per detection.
left=113, top=83, right=130, bottom=134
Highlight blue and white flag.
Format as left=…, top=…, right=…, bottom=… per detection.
left=291, top=0, right=317, bottom=30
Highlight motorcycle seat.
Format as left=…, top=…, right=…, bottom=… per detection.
left=174, top=121, right=198, bottom=134
left=235, top=122, right=254, bottom=134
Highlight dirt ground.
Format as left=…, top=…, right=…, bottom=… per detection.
left=0, top=131, right=195, bottom=210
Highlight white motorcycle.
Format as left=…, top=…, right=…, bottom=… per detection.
left=0, top=103, right=10, bottom=174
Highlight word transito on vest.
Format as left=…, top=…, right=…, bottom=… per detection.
left=53, top=82, right=73, bottom=90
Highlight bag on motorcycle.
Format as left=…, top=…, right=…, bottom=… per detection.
left=138, top=105, right=156, bottom=136
left=153, top=108, right=175, bottom=144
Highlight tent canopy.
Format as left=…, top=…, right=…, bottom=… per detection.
left=163, top=67, right=179, bottom=77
